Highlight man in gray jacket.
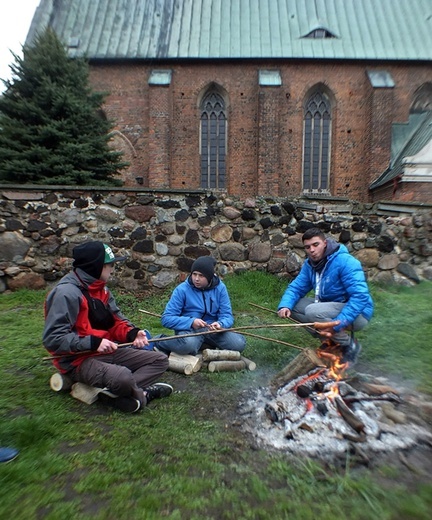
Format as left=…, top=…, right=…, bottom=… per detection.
left=43, top=241, right=173, bottom=413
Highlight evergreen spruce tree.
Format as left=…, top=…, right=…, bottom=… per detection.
left=0, top=28, right=126, bottom=186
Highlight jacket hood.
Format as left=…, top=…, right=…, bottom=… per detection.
left=187, top=273, right=220, bottom=290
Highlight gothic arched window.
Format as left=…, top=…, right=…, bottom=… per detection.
left=200, top=91, right=226, bottom=189
left=302, top=91, right=332, bottom=193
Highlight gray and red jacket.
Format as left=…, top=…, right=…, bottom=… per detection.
left=43, top=268, right=139, bottom=374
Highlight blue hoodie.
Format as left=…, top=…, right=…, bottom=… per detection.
left=278, top=242, right=374, bottom=331
left=161, top=275, right=235, bottom=332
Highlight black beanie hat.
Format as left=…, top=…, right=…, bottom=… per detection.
left=73, top=241, right=106, bottom=279
left=191, top=256, right=217, bottom=282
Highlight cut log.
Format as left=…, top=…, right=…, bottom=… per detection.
left=168, top=355, right=194, bottom=375
left=168, top=352, right=202, bottom=374
left=241, top=356, right=256, bottom=371
left=269, top=348, right=325, bottom=395
left=192, top=354, right=203, bottom=372
left=50, top=372, right=73, bottom=392
left=202, top=349, right=241, bottom=362
left=208, top=360, right=246, bottom=372
left=70, top=383, right=103, bottom=405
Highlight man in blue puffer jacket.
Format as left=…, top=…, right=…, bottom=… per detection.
left=158, top=256, right=246, bottom=355
left=277, top=228, right=373, bottom=365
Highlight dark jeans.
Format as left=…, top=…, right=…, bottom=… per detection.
left=72, top=348, right=168, bottom=405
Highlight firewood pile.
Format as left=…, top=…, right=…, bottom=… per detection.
left=168, top=349, right=256, bottom=375
left=237, top=349, right=432, bottom=461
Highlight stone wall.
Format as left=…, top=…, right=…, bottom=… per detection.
left=0, top=187, right=431, bottom=294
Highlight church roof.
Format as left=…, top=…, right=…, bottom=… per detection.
left=27, top=0, right=432, bottom=61
left=370, top=112, right=432, bottom=190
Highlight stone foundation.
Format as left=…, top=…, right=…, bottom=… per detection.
left=0, top=187, right=431, bottom=293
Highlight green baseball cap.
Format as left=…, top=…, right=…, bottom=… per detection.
left=103, top=244, right=127, bottom=264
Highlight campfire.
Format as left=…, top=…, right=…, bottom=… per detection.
left=238, top=346, right=432, bottom=461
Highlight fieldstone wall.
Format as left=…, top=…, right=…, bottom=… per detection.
left=0, top=187, right=431, bottom=294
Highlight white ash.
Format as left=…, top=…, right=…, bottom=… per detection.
left=238, top=373, right=432, bottom=460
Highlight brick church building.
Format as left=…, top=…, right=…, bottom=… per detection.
left=27, top=0, right=432, bottom=202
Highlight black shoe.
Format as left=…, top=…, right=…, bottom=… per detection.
left=98, top=393, right=141, bottom=413
left=144, top=383, right=173, bottom=403
left=341, top=338, right=362, bottom=366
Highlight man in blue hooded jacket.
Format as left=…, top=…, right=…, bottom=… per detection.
left=158, top=256, right=246, bottom=355
left=277, top=228, right=373, bottom=365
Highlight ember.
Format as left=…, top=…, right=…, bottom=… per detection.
left=238, top=350, right=432, bottom=461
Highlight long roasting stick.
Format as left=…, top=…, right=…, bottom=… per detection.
left=239, top=331, right=305, bottom=351
left=139, top=306, right=336, bottom=331
left=249, top=302, right=317, bottom=334
left=138, top=308, right=305, bottom=350
left=43, top=331, right=304, bottom=361
left=138, top=309, right=162, bottom=318
left=42, top=322, right=333, bottom=361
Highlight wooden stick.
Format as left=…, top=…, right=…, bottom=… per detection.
left=44, top=318, right=335, bottom=362
left=138, top=309, right=162, bottom=318
left=249, top=302, right=316, bottom=333
left=43, top=323, right=316, bottom=361
left=239, top=331, right=305, bottom=351
left=249, top=302, right=277, bottom=314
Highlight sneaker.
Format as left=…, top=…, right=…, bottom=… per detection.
left=341, top=338, right=362, bottom=366
left=144, top=382, right=173, bottom=403
left=98, top=393, right=141, bottom=413
left=0, top=447, right=19, bottom=464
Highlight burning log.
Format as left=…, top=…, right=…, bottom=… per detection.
left=270, top=348, right=325, bottom=395
left=265, top=394, right=308, bottom=423
left=265, top=400, right=287, bottom=423
left=343, top=395, right=401, bottom=404
left=334, top=395, right=367, bottom=442
left=357, top=382, right=400, bottom=396
left=346, top=376, right=400, bottom=396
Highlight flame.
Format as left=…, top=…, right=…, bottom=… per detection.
left=316, top=348, right=349, bottom=400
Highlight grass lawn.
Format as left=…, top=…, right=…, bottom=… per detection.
left=0, top=272, right=431, bottom=520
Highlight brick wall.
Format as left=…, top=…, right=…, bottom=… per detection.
left=89, top=61, right=432, bottom=202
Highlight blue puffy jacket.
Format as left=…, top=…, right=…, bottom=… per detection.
left=161, top=276, right=235, bottom=331
left=278, top=243, right=374, bottom=331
